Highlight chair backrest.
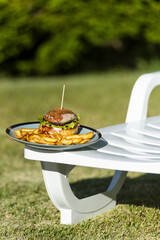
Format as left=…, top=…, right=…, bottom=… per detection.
left=126, top=71, right=160, bottom=123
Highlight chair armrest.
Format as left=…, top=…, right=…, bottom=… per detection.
left=126, top=71, right=160, bottom=123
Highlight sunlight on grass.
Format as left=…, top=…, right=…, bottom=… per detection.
left=0, top=70, right=160, bottom=239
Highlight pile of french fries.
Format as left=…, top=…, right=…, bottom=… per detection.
left=14, top=127, right=94, bottom=145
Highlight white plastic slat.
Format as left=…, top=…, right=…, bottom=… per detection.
left=96, top=134, right=160, bottom=154
left=91, top=144, right=160, bottom=159
left=70, top=150, right=160, bottom=174
left=25, top=146, right=160, bottom=174
left=147, top=121, right=160, bottom=129
left=91, top=143, right=144, bottom=157
left=147, top=123, right=160, bottom=130
left=111, top=130, right=160, bottom=146
left=99, top=116, right=160, bottom=135
left=98, top=123, right=125, bottom=135
left=129, top=124, right=160, bottom=139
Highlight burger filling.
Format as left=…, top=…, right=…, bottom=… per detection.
left=38, top=114, right=80, bottom=130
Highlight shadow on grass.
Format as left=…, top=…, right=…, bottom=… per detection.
left=70, top=173, right=160, bottom=209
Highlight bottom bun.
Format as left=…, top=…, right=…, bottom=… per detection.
left=42, top=124, right=79, bottom=136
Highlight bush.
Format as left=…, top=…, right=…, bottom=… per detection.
left=0, top=0, right=160, bottom=75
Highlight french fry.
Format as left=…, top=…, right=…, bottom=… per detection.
left=14, top=128, right=23, bottom=139
left=32, top=138, right=46, bottom=144
left=79, top=139, right=90, bottom=144
left=33, top=129, right=40, bottom=134
left=71, top=138, right=83, bottom=144
left=66, top=132, right=94, bottom=140
left=65, top=134, right=82, bottom=139
left=28, top=139, right=36, bottom=143
left=14, top=127, right=94, bottom=145
left=21, top=128, right=35, bottom=132
left=43, top=142, right=56, bottom=145
left=31, top=134, right=46, bottom=143
left=56, top=141, right=63, bottom=145
left=61, top=139, right=73, bottom=145
left=52, top=133, right=62, bottom=141
left=80, top=132, right=94, bottom=139
left=21, top=131, right=27, bottom=137
left=21, top=135, right=27, bottom=141
left=26, top=133, right=31, bottom=142
left=41, top=136, right=57, bottom=143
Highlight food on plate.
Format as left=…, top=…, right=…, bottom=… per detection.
left=14, top=127, right=94, bottom=145
left=38, top=108, right=80, bottom=136
left=14, top=107, right=94, bottom=145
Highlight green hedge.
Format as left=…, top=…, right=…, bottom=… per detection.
left=0, top=0, right=160, bottom=75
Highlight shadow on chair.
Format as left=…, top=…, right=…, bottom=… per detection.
left=70, top=173, right=160, bottom=209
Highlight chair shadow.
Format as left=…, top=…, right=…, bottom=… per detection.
left=70, top=173, right=160, bottom=209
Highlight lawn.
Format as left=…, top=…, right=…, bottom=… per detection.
left=0, top=70, right=160, bottom=239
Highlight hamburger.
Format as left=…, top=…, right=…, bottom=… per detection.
left=38, top=108, right=80, bottom=136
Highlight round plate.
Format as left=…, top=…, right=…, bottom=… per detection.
left=6, top=122, right=102, bottom=151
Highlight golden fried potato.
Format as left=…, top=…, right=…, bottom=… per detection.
left=66, top=132, right=94, bottom=140
left=33, top=129, right=40, bottom=134
left=61, top=139, right=73, bottom=145
left=71, top=138, right=83, bottom=144
left=21, top=135, right=27, bottom=141
left=55, top=141, right=63, bottom=145
left=65, top=134, right=82, bottom=139
left=21, top=128, right=36, bottom=137
left=41, top=141, right=56, bottom=145
left=14, top=128, right=23, bottom=139
left=21, top=132, right=27, bottom=137
left=31, top=134, right=46, bottom=143
left=14, top=127, right=94, bottom=145
left=80, top=132, right=94, bottom=139
left=21, top=128, right=35, bottom=132
left=41, top=136, right=57, bottom=143
left=26, top=133, right=31, bottom=142
left=79, top=139, right=90, bottom=144
left=52, top=133, right=62, bottom=141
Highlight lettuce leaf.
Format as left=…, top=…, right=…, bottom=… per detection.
left=38, top=114, right=80, bottom=130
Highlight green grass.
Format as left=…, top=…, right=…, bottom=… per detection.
left=0, top=70, right=160, bottom=239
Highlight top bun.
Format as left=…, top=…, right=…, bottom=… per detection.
left=43, top=108, right=78, bottom=125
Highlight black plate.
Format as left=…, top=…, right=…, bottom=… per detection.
left=6, top=122, right=102, bottom=151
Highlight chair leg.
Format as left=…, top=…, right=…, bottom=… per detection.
left=41, top=161, right=127, bottom=224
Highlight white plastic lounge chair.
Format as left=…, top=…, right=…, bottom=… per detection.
left=25, top=72, right=160, bottom=224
